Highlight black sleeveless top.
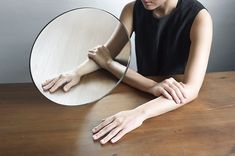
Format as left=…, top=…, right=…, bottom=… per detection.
left=133, top=0, right=206, bottom=76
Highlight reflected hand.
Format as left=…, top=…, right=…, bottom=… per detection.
left=148, top=77, right=188, bottom=104
left=42, top=71, right=81, bottom=93
left=88, top=45, right=113, bottom=70
left=92, top=109, right=145, bottom=144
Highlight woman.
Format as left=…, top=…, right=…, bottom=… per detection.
left=42, top=0, right=213, bottom=144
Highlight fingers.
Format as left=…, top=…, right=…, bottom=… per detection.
left=180, top=82, right=186, bottom=88
left=63, top=80, right=77, bottom=92
left=42, top=78, right=54, bottom=86
left=88, top=45, right=109, bottom=57
left=159, top=88, right=173, bottom=100
left=92, top=119, right=127, bottom=144
left=42, top=77, right=60, bottom=91
left=110, top=129, right=127, bottom=143
left=168, top=82, right=185, bottom=103
left=89, top=45, right=101, bottom=52
left=42, top=75, right=70, bottom=93
left=92, top=116, right=114, bottom=134
left=163, top=84, right=181, bottom=104
left=92, top=117, right=127, bottom=144
left=161, top=78, right=187, bottom=104
left=88, top=51, right=96, bottom=59
left=88, top=49, right=96, bottom=53
left=49, top=78, right=69, bottom=93
left=93, top=121, right=118, bottom=141
left=92, top=110, right=143, bottom=144
left=100, top=126, right=122, bottom=144
left=88, top=50, right=98, bottom=63
left=173, top=81, right=187, bottom=99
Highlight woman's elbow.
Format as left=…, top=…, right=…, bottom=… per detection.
left=183, top=85, right=200, bottom=104
left=191, top=92, right=199, bottom=101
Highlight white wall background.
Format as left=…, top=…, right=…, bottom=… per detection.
left=0, top=0, right=234, bottom=83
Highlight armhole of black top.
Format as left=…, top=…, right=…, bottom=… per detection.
left=188, top=1, right=207, bottom=42
left=132, top=0, right=138, bottom=32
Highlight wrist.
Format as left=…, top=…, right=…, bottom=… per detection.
left=72, top=68, right=82, bottom=78
left=73, top=64, right=85, bottom=78
left=146, top=81, right=159, bottom=96
left=72, top=59, right=90, bottom=77
left=133, top=106, right=148, bottom=121
left=105, top=59, right=115, bottom=71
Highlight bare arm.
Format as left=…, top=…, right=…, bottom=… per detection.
left=91, top=9, right=213, bottom=144
left=135, top=9, right=213, bottom=119
left=89, top=2, right=196, bottom=101
left=77, top=1, right=136, bottom=76
left=76, top=5, right=133, bottom=75
left=74, top=5, right=132, bottom=77
left=42, top=1, right=139, bottom=92
left=89, top=1, right=158, bottom=93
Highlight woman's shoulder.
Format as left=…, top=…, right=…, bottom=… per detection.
left=123, top=1, right=135, bottom=11
left=180, top=0, right=206, bottom=12
left=121, top=1, right=135, bottom=19
left=187, top=0, right=212, bottom=30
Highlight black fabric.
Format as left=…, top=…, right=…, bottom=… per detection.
left=133, top=0, right=206, bottom=76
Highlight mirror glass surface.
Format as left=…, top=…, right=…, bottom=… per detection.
left=30, top=8, right=131, bottom=106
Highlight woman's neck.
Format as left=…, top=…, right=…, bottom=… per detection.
left=152, top=0, right=179, bottom=18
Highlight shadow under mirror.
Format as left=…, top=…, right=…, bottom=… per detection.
left=30, top=8, right=131, bottom=106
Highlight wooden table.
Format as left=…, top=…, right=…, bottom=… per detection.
left=0, top=72, right=235, bottom=156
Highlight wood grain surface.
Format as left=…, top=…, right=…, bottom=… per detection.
left=30, top=8, right=131, bottom=105
left=0, top=72, right=235, bottom=156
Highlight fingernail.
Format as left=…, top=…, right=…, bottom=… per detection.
left=93, top=135, right=96, bottom=140
left=100, top=140, right=105, bottom=144
left=111, top=139, right=115, bottom=143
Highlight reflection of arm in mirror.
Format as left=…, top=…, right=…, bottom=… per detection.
left=89, top=2, right=161, bottom=96
left=91, top=0, right=213, bottom=144
left=89, top=2, right=186, bottom=102
left=42, top=59, right=99, bottom=93
left=42, top=2, right=133, bottom=93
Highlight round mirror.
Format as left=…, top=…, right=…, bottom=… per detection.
left=30, top=8, right=131, bottom=106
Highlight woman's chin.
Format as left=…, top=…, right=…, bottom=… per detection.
left=143, top=5, right=156, bottom=10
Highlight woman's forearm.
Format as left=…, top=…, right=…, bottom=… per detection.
left=73, top=59, right=100, bottom=77
left=134, top=89, right=198, bottom=120
left=74, top=13, right=131, bottom=77
left=75, top=23, right=130, bottom=77
left=106, top=60, right=157, bottom=94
